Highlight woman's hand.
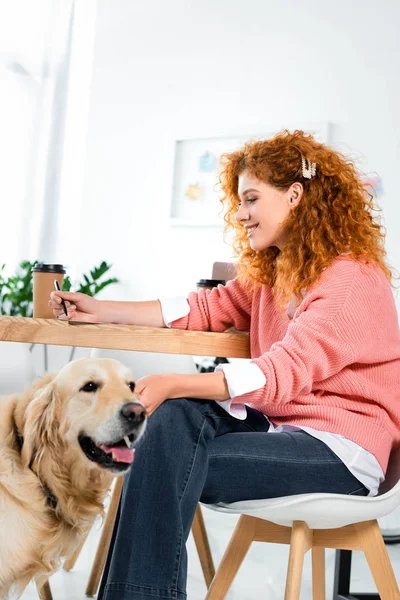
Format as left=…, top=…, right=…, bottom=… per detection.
left=135, top=371, right=230, bottom=417
left=135, top=373, right=177, bottom=418
left=48, top=291, right=100, bottom=322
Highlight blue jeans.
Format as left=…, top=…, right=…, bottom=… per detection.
left=99, top=398, right=368, bottom=600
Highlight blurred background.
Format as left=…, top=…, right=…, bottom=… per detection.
left=0, top=0, right=399, bottom=303
left=1, top=1, right=400, bottom=597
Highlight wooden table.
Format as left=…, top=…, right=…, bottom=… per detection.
left=0, top=316, right=250, bottom=358
left=0, top=315, right=250, bottom=597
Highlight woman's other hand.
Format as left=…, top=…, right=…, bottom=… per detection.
left=48, top=291, right=100, bottom=322
left=135, top=374, right=176, bottom=418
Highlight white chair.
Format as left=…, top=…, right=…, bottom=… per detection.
left=63, top=348, right=216, bottom=596
left=203, top=447, right=400, bottom=599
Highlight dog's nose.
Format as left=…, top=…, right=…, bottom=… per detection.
left=120, top=402, right=146, bottom=424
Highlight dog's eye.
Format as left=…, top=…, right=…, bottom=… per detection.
left=80, top=381, right=98, bottom=393
left=128, top=381, right=135, bottom=393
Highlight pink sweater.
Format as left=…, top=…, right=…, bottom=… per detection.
left=173, top=257, right=400, bottom=473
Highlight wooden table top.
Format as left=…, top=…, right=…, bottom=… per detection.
left=0, top=316, right=251, bottom=359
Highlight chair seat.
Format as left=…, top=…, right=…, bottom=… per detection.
left=204, top=485, right=400, bottom=529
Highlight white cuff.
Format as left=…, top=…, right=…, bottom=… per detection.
left=214, top=362, right=266, bottom=421
left=158, top=296, right=190, bottom=328
left=215, top=399, right=248, bottom=420
left=215, top=362, right=266, bottom=397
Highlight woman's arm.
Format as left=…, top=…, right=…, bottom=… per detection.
left=49, top=291, right=165, bottom=327
left=135, top=371, right=230, bottom=417
left=169, top=371, right=230, bottom=401
left=98, top=299, right=165, bottom=327
left=172, top=279, right=253, bottom=332
left=50, top=278, right=253, bottom=331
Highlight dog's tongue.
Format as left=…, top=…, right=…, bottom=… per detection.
left=98, top=443, right=135, bottom=464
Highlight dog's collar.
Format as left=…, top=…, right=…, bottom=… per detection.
left=13, top=423, right=58, bottom=510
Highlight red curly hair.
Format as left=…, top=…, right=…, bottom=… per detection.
left=219, top=129, right=397, bottom=312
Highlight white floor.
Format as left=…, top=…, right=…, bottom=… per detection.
left=20, top=501, right=400, bottom=600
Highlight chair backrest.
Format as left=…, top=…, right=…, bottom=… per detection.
left=212, top=261, right=237, bottom=282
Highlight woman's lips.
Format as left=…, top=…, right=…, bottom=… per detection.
left=246, top=225, right=258, bottom=237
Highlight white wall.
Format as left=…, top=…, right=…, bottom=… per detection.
left=75, top=0, right=400, bottom=305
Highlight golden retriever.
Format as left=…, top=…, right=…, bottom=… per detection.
left=0, top=357, right=146, bottom=599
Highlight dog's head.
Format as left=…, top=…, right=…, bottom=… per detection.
left=19, top=358, right=147, bottom=476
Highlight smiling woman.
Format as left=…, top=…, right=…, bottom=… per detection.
left=219, top=129, right=395, bottom=312
left=235, top=174, right=304, bottom=252
left=48, top=129, right=400, bottom=600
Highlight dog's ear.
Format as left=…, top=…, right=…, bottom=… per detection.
left=21, top=374, right=61, bottom=469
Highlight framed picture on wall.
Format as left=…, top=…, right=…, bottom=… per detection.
left=169, top=122, right=330, bottom=227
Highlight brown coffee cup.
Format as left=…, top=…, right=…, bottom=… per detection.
left=32, top=263, right=66, bottom=318
left=196, top=279, right=225, bottom=291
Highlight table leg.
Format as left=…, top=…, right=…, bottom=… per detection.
left=333, top=550, right=380, bottom=600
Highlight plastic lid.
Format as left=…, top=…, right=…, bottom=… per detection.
left=196, top=279, right=226, bottom=287
left=32, top=263, right=66, bottom=273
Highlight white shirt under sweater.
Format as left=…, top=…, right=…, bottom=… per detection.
left=159, top=296, right=384, bottom=497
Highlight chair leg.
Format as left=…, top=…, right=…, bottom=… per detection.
left=205, top=515, right=256, bottom=599
left=86, top=477, right=124, bottom=597
left=63, top=532, right=88, bottom=571
left=354, top=520, right=400, bottom=600
left=192, top=505, right=215, bottom=588
left=311, top=546, right=325, bottom=600
left=285, top=521, right=312, bottom=600
left=37, top=580, right=53, bottom=600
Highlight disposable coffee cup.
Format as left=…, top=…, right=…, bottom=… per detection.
left=196, top=279, right=225, bottom=291
left=32, top=263, right=66, bottom=318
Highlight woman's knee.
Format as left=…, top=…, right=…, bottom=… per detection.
left=156, top=397, right=188, bottom=414
left=152, top=397, right=215, bottom=421
left=145, top=398, right=212, bottom=432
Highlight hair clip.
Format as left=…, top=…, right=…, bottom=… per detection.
left=301, top=155, right=317, bottom=179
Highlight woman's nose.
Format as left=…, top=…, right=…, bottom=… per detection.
left=235, top=203, right=248, bottom=223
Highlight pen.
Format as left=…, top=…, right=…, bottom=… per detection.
left=54, top=280, right=68, bottom=317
